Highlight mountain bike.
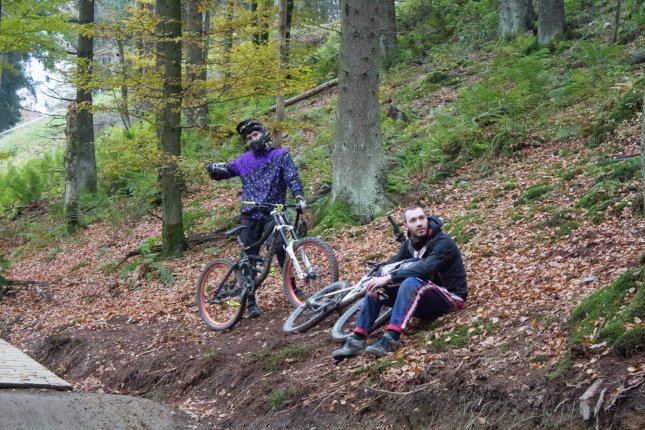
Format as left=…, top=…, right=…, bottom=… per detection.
left=197, top=202, right=339, bottom=331
left=283, top=215, right=411, bottom=334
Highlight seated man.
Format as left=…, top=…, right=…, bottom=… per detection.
left=332, top=205, right=468, bottom=360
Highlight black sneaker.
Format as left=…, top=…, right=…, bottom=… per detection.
left=365, top=333, right=400, bottom=357
left=247, top=302, right=261, bottom=319
left=331, top=336, right=366, bottom=360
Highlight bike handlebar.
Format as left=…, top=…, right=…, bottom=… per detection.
left=387, top=214, right=406, bottom=244
left=242, top=201, right=302, bottom=212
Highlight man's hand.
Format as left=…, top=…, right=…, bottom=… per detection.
left=295, top=196, right=308, bottom=210
left=205, top=162, right=229, bottom=180
left=366, top=275, right=392, bottom=298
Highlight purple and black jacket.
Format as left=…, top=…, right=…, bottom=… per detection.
left=208, top=148, right=304, bottom=220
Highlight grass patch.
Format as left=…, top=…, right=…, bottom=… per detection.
left=546, top=353, right=573, bottom=382
left=0, top=114, right=65, bottom=171
left=261, top=344, right=309, bottom=371
left=309, top=197, right=360, bottom=238
left=354, top=357, right=404, bottom=379
left=590, top=157, right=640, bottom=183
left=613, top=326, right=645, bottom=358
left=427, top=321, right=499, bottom=352
left=70, top=261, right=89, bottom=271
left=541, top=208, right=579, bottom=238
left=0, top=255, right=10, bottom=300
left=515, top=183, right=550, bottom=206
left=577, top=179, right=622, bottom=222
left=568, top=267, right=644, bottom=355
left=559, top=167, right=582, bottom=183
left=266, top=388, right=299, bottom=411
left=444, top=213, right=480, bottom=244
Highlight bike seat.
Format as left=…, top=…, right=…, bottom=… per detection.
left=224, top=225, right=247, bottom=237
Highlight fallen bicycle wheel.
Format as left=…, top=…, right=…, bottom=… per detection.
left=283, top=280, right=347, bottom=333
left=331, top=300, right=392, bottom=342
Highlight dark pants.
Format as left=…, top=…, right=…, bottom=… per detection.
left=240, top=216, right=288, bottom=305
left=354, top=277, right=465, bottom=337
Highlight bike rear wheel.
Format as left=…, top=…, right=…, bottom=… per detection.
left=283, top=280, right=347, bottom=333
left=283, top=237, right=339, bottom=307
left=331, top=300, right=392, bottom=342
left=196, top=259, right=247, bottom=331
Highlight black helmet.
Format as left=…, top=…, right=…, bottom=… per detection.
left=236, top=119, right=271, bottom=154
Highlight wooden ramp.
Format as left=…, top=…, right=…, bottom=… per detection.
left=0, top=339, right=72, bottom=390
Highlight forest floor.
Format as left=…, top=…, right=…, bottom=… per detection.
left=1, top=92, right=645, bottom=428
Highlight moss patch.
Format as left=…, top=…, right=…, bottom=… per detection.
left=568, top=267, right=644, bottom=355
left=261, top=344, right=310, bottom=371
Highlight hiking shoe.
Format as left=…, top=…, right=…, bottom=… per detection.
left=247, top=302, right=261, bottom=319
left=331, top=336, right=366, bottom=361
left=365, top=334, right=400, bottom=357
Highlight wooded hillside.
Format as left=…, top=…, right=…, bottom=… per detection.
left=0, top=1, right=643, bottom=428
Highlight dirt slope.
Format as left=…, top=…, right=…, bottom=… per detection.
left=1, top=113, right=644, bottom=429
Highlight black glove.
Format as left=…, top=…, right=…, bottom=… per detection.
left=205, top=162, right=229, bottom=180
left=295, top=196, right=308, bottom=210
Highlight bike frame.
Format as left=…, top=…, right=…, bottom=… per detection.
left=234, top=202, right=313, bottom=291
left=301, top=257, right=417, bottom=311
left=305, top=264, right=382, bottom=310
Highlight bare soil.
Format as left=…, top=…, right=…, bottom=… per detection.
left=1, top=87, right=644, bottom=429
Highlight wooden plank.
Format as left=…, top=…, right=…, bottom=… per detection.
left=0, top=339, right=72, bottom=390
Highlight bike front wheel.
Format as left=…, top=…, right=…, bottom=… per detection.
left=196, top=259, right=247, bottom=331
left=330, top=300, right=392, bottom=342
left=283, top=237, right=339, bottom=307
left=283, top=280, right=347, bottom=333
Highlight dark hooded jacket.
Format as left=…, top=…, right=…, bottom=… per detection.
left=388, top=216, right=468, bottom=300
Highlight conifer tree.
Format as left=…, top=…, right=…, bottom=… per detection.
left=332, top=0, right=385, bottom=222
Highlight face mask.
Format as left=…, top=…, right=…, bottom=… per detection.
left=248, top=137, right=267, bottom=153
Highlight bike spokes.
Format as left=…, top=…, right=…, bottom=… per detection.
left=197, top=259, right=247, bottom=331
left=283, top=237, right=339, bottom=307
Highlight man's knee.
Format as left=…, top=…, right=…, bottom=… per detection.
left=398, top=278, right=422, bottom=297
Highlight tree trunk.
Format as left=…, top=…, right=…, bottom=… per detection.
left=538, top=0, right=565, bottom=45
left=379, top=0, right=397, bottom=69
left=0, top=54, right=5, bottom=93
left=184, top=0, right=208, bottom=129
left=499, top=0, right=533, bottom=39
left=156, top=0, right=187, bottom=257
left=252, top=0, right=270, bottom=45
left=612, top=0, right=622, bottom=44
left=274, top=0, right=287, bottom=147
left=116, top=38, right=131, bottom=130
left=332, top=0, right=385, bottom=223
left=223, top=0, right=235, bottom=79
left=641, top=93, right=645, bottom=214
left=267, top=78, right=338, bottom=112
left=64, top=0, right=97, bottom=232
left=286, top=0, right=294, bottom=51
left=64, top=104, right=81, bottom=232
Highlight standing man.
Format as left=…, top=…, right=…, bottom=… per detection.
left=332, top=205, right=467, bottom=359
left=206, top=119, right=307, bottom=319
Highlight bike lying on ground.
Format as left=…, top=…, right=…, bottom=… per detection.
left=282, top=258, right=419, bottom=334
left=283, top=215, right=412, bottom=335
left=197, top=202, right=339, bottom=331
